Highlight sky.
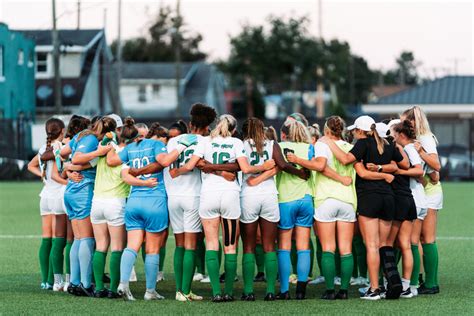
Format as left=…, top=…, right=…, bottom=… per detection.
left=0, top=0, right=473, bottom=77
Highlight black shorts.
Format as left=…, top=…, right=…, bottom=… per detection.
left=357, top=193, right=395, bottom=221
left=394, top=195, right=417, bottom=222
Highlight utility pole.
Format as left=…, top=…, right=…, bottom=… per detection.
left=103, top=8, right=107, bottom=29
left=117, top=0, right=122, bottom=82
left=316, top=67, right=324, bottom=118
left=175, top=0, right=182, bottom=117
left=76, top=0, right=81, bottom=29
left=447, top=58, right=465, bottom=75
left=318, top=0, right=323, bottom=39
left=52, top=0, right=62, bottom=114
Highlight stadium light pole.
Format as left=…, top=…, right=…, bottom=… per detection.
left=175, top=0, right=182, bottom=118
left=52, top=0, right=62, bottom=114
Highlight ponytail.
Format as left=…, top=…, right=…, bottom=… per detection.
left=210, top=114, right=237, bottom=138
left=368, top=123, right=387, bottom=155
left=121, top=117, right=139, bottom=144
left=43, top=117, right=65, bottom=179
left=146, top=122, right=169, bottom=140
left=287, top=120, right=311, bottom=144
left=77, top=116, right=116, bottom=141
left=243, top=117, right=265, bottom=155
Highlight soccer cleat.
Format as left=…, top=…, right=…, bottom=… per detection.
left=66, top=283, right=79, bottom=295
left=118, top=283, right=136, bottom=301
left=200, top=276, right=211, bottom=283
left=276, top=291, right=291, bottom=300
left=187, top=292, right=203, bottom=301
left=289, top=274, right=298, bottom=284
left=144, top=290, right=165, bottom=301
left=336, top=289, right=348, bottom=300
left=107, top=290, right=121, bottom=299
left=321, top=290, right=336, bottom=300
left=211, top=294, right=224, bottom=303
left=193, top=273, right=205, bottom=282
left=350, top=277, right=359, bottom=285
left=359, top=286, right=370, bottom=296
left=223, top=294, right=234, bottom=302
left=241, top=293, right=256, bottom=301
left=308, top=275, right=325, bottom=285
left=53, top=282, right=64, bottom=292
left=361, top=288, right=381, bottom=301
left=129, top=266, right=137, bottom=282
left=410, top=285, right=418, bottom=296
left=334, top=277, right=341, bottom=286
left=156, top=271, right=165, bottom=282
left=254, top=272, right=266, bottom=282
left=63, top=274, right=70, bottom=292
left=295, top=281, right=307, bottom=300
left=400, top=288, right=414, bottom=299
left=79, top=284, right=95, bottom=297
left=94, top=288, right=109, bottom=298
left=176, top=291, right=190, bottom=302
left=264, top=293, right=276, bottom=301
left=417, top=284, right=439, bottom=295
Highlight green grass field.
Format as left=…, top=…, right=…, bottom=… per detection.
left=1, top=181, right=473, bottom=315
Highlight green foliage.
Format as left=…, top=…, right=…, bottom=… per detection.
left=381, top=51, right=420, bottom=85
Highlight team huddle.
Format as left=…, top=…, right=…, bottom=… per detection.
left=28, top=103, right=443, bottom=302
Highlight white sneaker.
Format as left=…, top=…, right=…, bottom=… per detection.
left=334, top=277, right=341, bottom=285
left=350, top=277, right=359, bottom=285
left=187, top=291, right=203, bottom=301
left=129, top=266, right=137, bottom=282
left=309, top=275, right=325, bottom=285
left=63, top=274, right=70, bottom=292
left=200, top=276, right=211, bottom=283
left=410, top=285, right=418, bottom=296
left=144, top=290, right=165, bottom=301
left=53, top=282, right=65, bottom=292
left=118, top=283, right=136, bottom=301
left=176, top=291, right=190, bottom=302
left=193, top=273, right=204, bottom=282
left=157, top=271, right=164, bottom=282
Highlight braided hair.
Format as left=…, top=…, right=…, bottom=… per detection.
left=43, top=118, right=65, bottom=179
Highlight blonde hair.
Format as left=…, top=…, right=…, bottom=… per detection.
left=282, top=120, right=311, bottom=144
left=402, top=106, right=437, bottom=142
left=367, top=123, right=387, bottom=155
left=210, top=114, right=237, bottom=138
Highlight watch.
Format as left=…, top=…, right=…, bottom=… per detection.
left=377, top=165, right=383, bottom=172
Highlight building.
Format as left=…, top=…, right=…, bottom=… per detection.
left=120, top=62, right=226, bottom=119
left=362, top=75, right=474, bottom=179
left=0, top=23, right=35, bottom=159
left=19, top=28, right=121, bottom=118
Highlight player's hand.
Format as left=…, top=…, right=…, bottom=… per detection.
left=169, top=168, right=180, bottom=179
left=68, top=171, right=83, bottom=183
left=246, top=176, right=258, bottom=186
left=262, top=159, right=275, bottom=170
left=221, top=171, right=236, bottom=182
left=128, top=168, right=138, bottom=177
left=101, top=131, right=117, bottom=146
left=286, top=153, right=298, bottom=164
left=384, top=173, right=395, bottom=183
left=143, top=178, right=158, bottom=188
left=196, top=159, right=207, bottom=169
left=200, top=163, right=215, bottom=174
left=414, top=141, right=422, bottom=153
left=340, top=176, right=352, bottom=186
left=366, top=163, right=378, bottom=172
left=96, top=144, right=112, bottom=157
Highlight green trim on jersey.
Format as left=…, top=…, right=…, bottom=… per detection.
left=94, top=156, right=130, bottom=198
left=276, top=142, right=314, bottom=203
left=313, top=141, right=357, bottom=209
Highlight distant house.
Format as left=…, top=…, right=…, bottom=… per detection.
left=19, top=28, right=121, bottom=117
left=368, top=84, right=408, bottom=103
left=0, top=23, right=35, bottom=159
left=362, top=76, right=474, bottom=179
left=120, top=62, right=226, bottom=119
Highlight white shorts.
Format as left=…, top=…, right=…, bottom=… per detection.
left=199, top=191, right=241, bottom=220
left=91, top=197, right=126, bottom=226
left=314, top=198, right=356, bottom=223
left=168, top=196, right=201, bottom=234
left=417, top=207, right=428, bottom=220
left=240, top=194, right=279, bottom=224
left=425, top=193, right=443, bottom=210
left=40, top=196, right=66, bottom=216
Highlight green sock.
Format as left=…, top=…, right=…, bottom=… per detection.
left=141, top=242, right=146, bottom=263
left=109, top=251, right=122, bottom=293
left=434, top=244, right=439, bottom=287
left=65, top=240, right=72, bottom=275
left=340, top=254, right=354, bottom=290
left=422, top=243, right=438, bottom=288
left=205, top=250, right=221, bottom=296
left=196, top=239, right=206, bottom=275
left=159, top=246, right=166, bottom=272
left=92, top=251, right=107, bottom=291
left=309, top=239, right=315, bottom=277
left=264, top=251, right=278, bottom=295
left=224, top=253, right=237, bottom=295
left=322, top=251, right=336, bottom=290
left=353, top=235, right=367, bottom=278
left=255, top=244, right=265, bottom=274
left=182, top=249, right=196, bottom=295
left=174, top=246, right=185, bottom=291
left=39, top=238, right=52, bottom=283
left=290, top=239, right=297, bottom=274
left=47, top=250, right=54, bottom=285
left=316, top=237, right=323, bottom=276
left=410, top=244, right=420, bottom=286
left=51, top=237, right=66, bottom=275
left=242, top=253, right=255, bottom=294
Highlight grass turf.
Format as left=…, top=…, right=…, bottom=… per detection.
left=0, top=181, right=473, bottom=315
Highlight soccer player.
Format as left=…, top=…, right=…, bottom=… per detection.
left=27, top=118, right=67, bottom=291
left=240, top=117, right=309, bottom=301
left=62, top=117, right=117, bottom=296
left=275, top=120, right=314, bottom=300
left=288, top=116, right=356, bottom=300
left=175, top=114, right=275, bottom=302
left=401, top=106, right=443, bottom=294
left=321, top=115, right=408, bottom=300
left=107, top=117, right=197, bottom=301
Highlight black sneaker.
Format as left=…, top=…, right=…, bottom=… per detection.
left=67, top=284, right=79, bottom=296
left=321, top=290, right=336, bottom=300
left=94, top=288, right=109, bottom=298
left=241, top=293, right=255, bottom=301
left=254, top=272, right=266, bottom=282
left=400, top=288, right=414, bottom=299
left=223, top=294, right=234, bottom=302
left=295, top=281, right=307, bottom=300
left=276, top=291, right=291, bottom=300
left=264, top=293, right=275, bottom=301
left=360, top=288, right=381, bottom=301
left=385, top=282, right=402, bottom=300
left=79, top=284, right=95, bottom=297
left=335, top=289, right=348, bottom=300
left=418, top=284, right=438, bottom=295
left=107, top=290, right=121, bottom=299
left=211, top=294, right=224, bottom=303
left=418, top=273, right=424, bottom=286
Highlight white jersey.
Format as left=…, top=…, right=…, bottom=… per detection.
left=404, top=143, right=427, bottom=208
left=38, top=141, right=65, bottom=199
left=194, top=136, right=246, bottom=193
left=240, top=139, right=277, bottom=196
left=419, top=134, right=438, bottom=174
left=164, top=134, right=203, bottom=197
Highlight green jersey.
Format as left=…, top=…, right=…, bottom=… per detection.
left=94, top=154, right=130, bottom=198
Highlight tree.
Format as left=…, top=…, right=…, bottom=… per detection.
left=111, top=5, right=206, bottom=62
left=382, top=51, right=420, bottom=85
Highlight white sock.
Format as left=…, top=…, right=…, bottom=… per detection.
left=402, top=278, right=410, bottom=291
left=54, top=274, right=63, bottom=284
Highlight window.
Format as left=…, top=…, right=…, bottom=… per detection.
left=18, top=49, right=24, bottom=65
left=138, top=85, right=147, bottom=102
left=152, top=84, right=161, bottom=99
left=36, top=52, right=48, bottom=73
left=0, top=45, right=4, bottom=78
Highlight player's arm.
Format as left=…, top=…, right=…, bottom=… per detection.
left=321, top=165, right=353, bottom=186
left=354, top=162, right=394, bottom=183
left=365, top=161, right=399, bottom=174
left=129, top=162, right=164, bottom=177
left=236, top=156, right=275, bottom=174
left=51, top=162, right=68, bottom=185
left=287, top=153, right=326, bottom=172
left=156, top=134, right=199, bottom=168
left=396, top=164, right=423, bottom=177
left=107, top=147, right=123, bottom=167
left=27, top=155, right=42, bottom=178
left=121, top=167, right=157, bottom=187
left=197, top=159, right=240, bottom=173
left=273, top=142, right=309, bottom=179
left=319, top=137, right=356, bottom=165
left=246, top=167, right=279, bottom=186
left=72, top=144, right=111, bottom=165
left=60, top=143, right=72, bottom=159
left=394, top=143, right=410, bottom=170
left=64, top=162, right=92, bottom=172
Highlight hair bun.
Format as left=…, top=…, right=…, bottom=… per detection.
left=124, top=117, right=135, bottom=127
